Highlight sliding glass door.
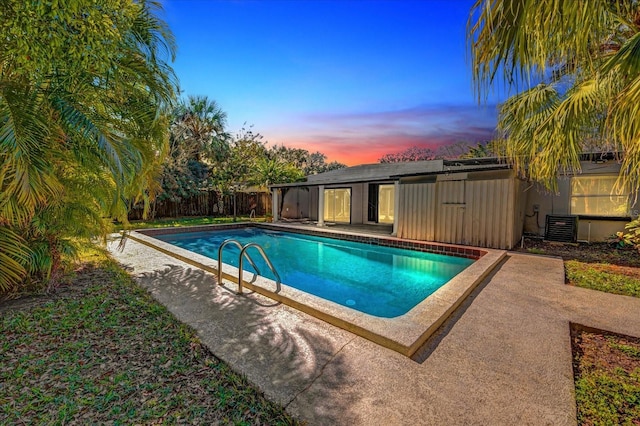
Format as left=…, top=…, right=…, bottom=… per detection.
left=324, top=188, right=351, bottom=223
left=368, top=183, right=395, bottom=224
left=378, top=184, right=394, bottom=224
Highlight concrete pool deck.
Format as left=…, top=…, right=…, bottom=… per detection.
left=108, top=237, right=640, bottom=425
left=126, top=226, right=505, bottom=357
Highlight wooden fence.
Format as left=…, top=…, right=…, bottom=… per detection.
left=128, top=191, right=270, bottom=220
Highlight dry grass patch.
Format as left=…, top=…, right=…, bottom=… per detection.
left=572, top=326, right=640, bottom=425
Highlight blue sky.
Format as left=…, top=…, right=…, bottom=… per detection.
left=163, top=0, right=501, bottom=165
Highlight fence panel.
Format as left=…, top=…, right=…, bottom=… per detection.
left=128, top=191, right=269, bottom=220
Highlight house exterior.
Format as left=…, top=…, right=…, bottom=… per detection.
left=270, top=156, right=637, bottom=250
left=270, top=158, right=525, bottom=249
left=523, top=155, right=638, bottom=242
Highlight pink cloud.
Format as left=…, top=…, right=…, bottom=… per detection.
left=282, top=133, right=493, bottom=165
left=263, top=103, right=498, bottom=165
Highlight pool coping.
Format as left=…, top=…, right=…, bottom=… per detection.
left=127, top=222, right=506, bottom=357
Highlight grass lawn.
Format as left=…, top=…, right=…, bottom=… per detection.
left=520, top=239, right=640, bottom=298
left=0, top=256, right=297, bottom=425
left=565, top=260, right=640, bottom=298
left=121, top=215, right=266, bottom=230
left=519, top=239, right=640, bottom=425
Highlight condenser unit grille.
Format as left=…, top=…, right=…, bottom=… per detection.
left=545, top=215, right=578, bottom=243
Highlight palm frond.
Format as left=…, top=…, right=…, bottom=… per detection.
left=470, top=0, right=622, bottom=97
left=497, top=77, right=614, bottom=190
left=602, top=31, right=640, bottom=76
left=0, top=226, right=29, bottom=292
left=0, top=0, right=177, bottom=291
left=0, top=80, right=61, bottom=220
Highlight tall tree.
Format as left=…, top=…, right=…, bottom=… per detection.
left=268, top=145, right=309, bottom=170
left=303, top=152, right=346, bottom=175
left=251, top=158, right=304, bottom=188
left=267, top=145, right=346, bottom=175
left=0, top=0, right=177, bottom=291
left=469, top=0, right=640, bottom=192
left=211, top=127, right=267, bottom=220
left=158, top=96, right=228, bottom=205
left=170, top=95, right=228, bottom=163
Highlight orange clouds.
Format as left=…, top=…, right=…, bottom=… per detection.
left=262, top=103, right=498, bottom=165
left=284, top=136, right=444, bottom=165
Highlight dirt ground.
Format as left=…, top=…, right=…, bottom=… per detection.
left=516, top=237, right=640, bottom=267
left=571, top=326, right=640, bottom=424
left=572, top=327, right=640, bottom=377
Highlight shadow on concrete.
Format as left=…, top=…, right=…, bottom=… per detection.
left=218, top=285, right=282, bottom=308
left=131, top=261, right=360, bottom=425
left=411, top=255, right=510, bottom=364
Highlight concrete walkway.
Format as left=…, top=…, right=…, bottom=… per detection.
left=108, top=239, right=640, bottom=425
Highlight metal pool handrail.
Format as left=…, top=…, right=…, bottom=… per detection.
left=217, top=239, right=261, bottom=286
left=217, top=239, right=281, bottom=295
left=239, top=243, right=281, bottom=294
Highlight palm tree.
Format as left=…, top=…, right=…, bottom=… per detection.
left=157, top=96, right=229, bottom=207
left=469, top=1, right=640, bottom=192
left=0, top=0, right=177, bottom=292
left=460, top=141, right=496, bottom=159
left=170, top=95, right=229, bottom=163
left=252, top=157, right=304, bottom=189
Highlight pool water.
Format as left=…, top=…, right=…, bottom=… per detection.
left=155, top=228, right=474, bottom=318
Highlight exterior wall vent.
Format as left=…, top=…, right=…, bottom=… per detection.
left=545, top=215, right=578, bottom=243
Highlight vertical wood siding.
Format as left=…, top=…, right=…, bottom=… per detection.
left=398, top=176, right=525, bottom=249
left=511, top=179, right=527, bottom=248
left=465, top=179, right=513, bottom=249
left=435, top=180, right=466, bottom=244
left=397, top=183, right=436, bottom=240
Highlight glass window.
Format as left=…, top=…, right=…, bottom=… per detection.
left=570, top=175, right=629, bottom=217
left=324, top=188, right=351, bottom=223
left=378, top=184, right=394, bottom=224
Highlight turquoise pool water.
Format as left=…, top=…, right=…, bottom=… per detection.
left=154, top=228, right=474, bottom=318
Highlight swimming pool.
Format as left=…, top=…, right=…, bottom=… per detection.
left=130, top=223, right=505, bottom=356
left=154, top=227, right=474, bottom=318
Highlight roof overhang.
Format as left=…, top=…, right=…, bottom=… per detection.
left=268, top=158, right=511, bottom=190
left=393, top=163, right=511, bottom=179
left=270, top=176, right=400, bottom=189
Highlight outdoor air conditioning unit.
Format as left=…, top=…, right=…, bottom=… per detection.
left=545, top=215, right=579, bottom=243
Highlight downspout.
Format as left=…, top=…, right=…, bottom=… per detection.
left=392, top=181, right=400, bottom=236
left=272, top=189, right=279, bottom=222
left=317, top=185, right=325, bottom=227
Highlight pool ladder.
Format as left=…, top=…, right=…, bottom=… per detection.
left=217, top=239, right=281, bottom=294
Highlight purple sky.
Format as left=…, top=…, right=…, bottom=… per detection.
left=163, top=0, right=502, bottom=165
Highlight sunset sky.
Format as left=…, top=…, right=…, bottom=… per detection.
left=163, top=0, right=503, bottom=165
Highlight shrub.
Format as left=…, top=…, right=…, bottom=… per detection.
left=616, top=217, right=640, bottom=252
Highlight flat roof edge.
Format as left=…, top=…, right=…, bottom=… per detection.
left=270, top=164, right=513, bottom=188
